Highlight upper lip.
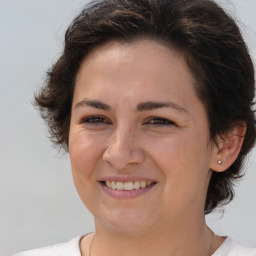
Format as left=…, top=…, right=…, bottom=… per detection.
left=99, top=175, right=157, bottom=183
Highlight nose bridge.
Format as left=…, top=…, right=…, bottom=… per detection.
left=113, top=122, right=133, bottom=150
left=108, top=122, right=135, bottom=158
left=103, top=121, right=144, bottom=168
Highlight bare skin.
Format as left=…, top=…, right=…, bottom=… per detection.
left=69, top=40, right=245, bottom=256
left=80, top=231, right=226, bottom=256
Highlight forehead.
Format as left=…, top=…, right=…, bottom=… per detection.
left=78, top=39, right=190, bottom=77
left=74, top=39, right=200, bottom=111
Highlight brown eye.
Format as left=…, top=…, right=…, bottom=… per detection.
left=146, top=117, right=176, bottom=126
left=81, top=116, right=111, bottom=125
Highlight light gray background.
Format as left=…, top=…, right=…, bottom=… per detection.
left=0, top=1, right=256, bottom=255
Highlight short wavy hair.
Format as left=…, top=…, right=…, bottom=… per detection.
left=35, top=0, right=256, bottom=214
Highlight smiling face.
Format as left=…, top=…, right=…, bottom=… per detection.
left=69, top=39, right=218, bottom=235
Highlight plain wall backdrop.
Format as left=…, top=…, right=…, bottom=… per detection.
left=0, top=0, right=256, bottom=255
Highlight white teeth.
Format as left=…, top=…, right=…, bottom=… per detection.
left=111, top=181, right=116, bottom=189
left=124, top=181, right=133, bottom=190
left=133, top=181, right=141, bottom=189
left=140, top=181, right=146, bottom=188
left=104, top=181, right=153, bottom=190
left=115, top=182, right=124, bottom=190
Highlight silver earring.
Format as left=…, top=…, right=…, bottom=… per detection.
left=217, top=160, right=222, bottom=164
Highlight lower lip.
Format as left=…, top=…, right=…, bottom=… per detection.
left=99, top=182, right=156, bottom=199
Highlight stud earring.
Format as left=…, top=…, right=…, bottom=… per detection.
left=217, top=160, right=222, bottom=164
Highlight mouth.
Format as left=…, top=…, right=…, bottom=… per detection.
left=99, top=179, right=157, bottom=198
left=103, top=180, right=155, bottom=191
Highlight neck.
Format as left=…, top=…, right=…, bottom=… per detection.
left=89, top=217, right=213, bottom=256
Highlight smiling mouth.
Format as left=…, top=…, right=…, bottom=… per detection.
left=102, top=181, right=155, bottom=191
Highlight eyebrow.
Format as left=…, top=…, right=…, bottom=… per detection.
left=74, top=98, right=188, bottom=114
left=136, top=101, right=188, bottom=113
left=74, top=98, right=111, bottom=111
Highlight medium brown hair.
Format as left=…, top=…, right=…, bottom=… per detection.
left=35, top=0, right=256, bottom=214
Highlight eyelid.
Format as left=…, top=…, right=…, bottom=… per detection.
left=80, top=115, right=112, bottom=125
left=78, top=115, right=176, bottom=127
left=144, top=117, right=176, bottom=126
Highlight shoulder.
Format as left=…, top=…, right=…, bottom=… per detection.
left=213, top=237, right=256, bottom=256
left=12, top=236, right=82, bottom=256
left=228, top=240, right=256, bottom=256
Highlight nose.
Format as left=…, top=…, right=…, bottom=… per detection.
left=103, top=125, right=145, bottom=170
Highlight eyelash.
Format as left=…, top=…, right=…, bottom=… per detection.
left=80, top=116, right=176, bottom=127
left=81, top=116, right=110, bottom=125
left=146, top=117, right=176, bottom=126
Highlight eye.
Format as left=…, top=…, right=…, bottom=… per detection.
left=145, top=117, right=176, bottom=126
left=80, top=116, right=111, bottom=126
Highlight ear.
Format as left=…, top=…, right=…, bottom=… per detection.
left=210, top=122, right=246, bottom=172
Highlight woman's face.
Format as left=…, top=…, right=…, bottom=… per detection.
left=69, top=40, right=218, bottom=234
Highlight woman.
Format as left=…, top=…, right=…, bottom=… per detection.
left=14, top=0, right=256, bottom=255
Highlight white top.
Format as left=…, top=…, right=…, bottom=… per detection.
left=12, top=236, right=256, bottom=256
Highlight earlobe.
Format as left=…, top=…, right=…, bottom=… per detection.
left=210, top=122, right=246, bottom=172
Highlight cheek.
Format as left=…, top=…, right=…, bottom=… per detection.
left=147, top=134, right=199, bottom=170
left=69, top=131, right=106, bottom=211
left=69, top=131, right=103, bottom=182
left=148, top=133, right=210, bottom=192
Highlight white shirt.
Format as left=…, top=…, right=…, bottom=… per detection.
left=13, top=236, right=256, bottom=256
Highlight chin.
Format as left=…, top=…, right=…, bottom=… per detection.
left=95, top=208, right=157, bottom=235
